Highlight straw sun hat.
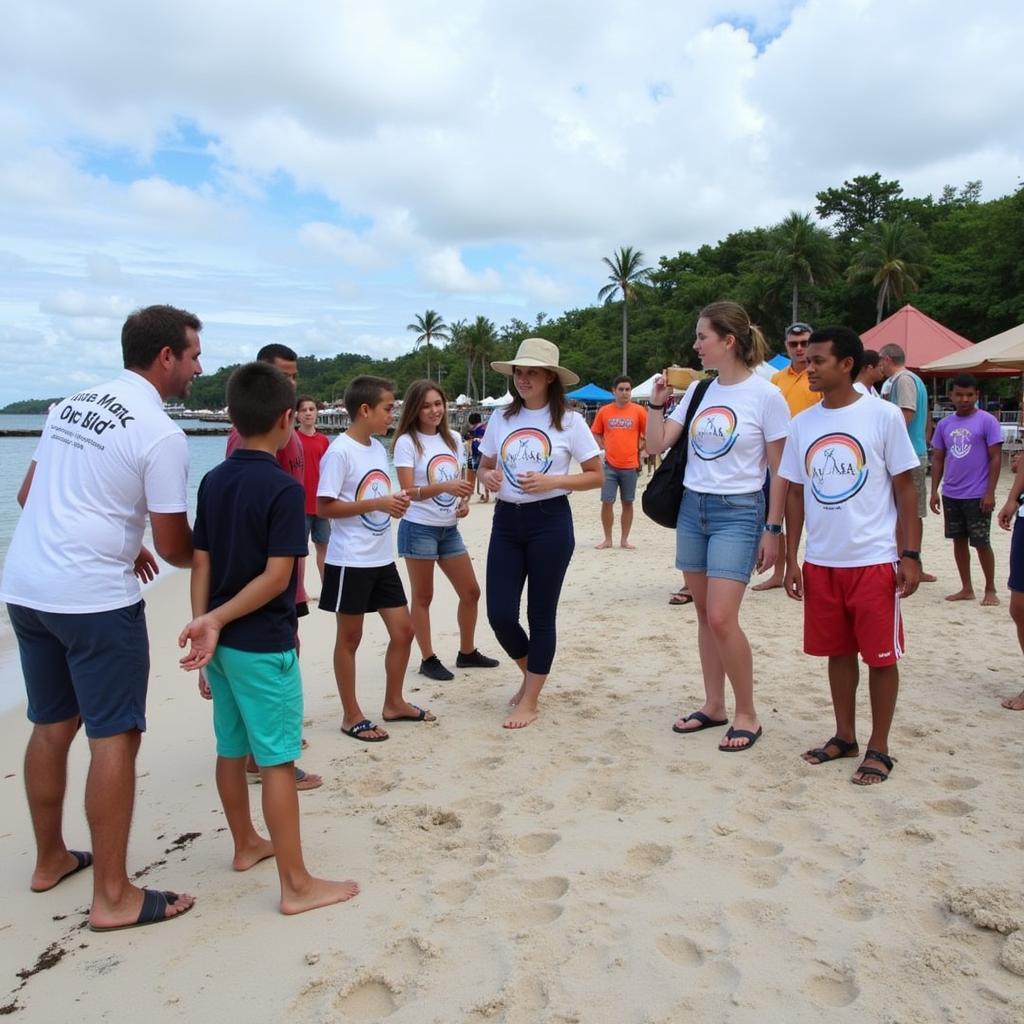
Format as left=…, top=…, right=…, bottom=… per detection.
left=490, top=337, right=580, bottom=387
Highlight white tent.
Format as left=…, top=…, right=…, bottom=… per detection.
left=480, top=392, right=514, bottom=407
left=753, top=362, right=776, bottom=381
left=454, top=393, right=472, bottom=405
left=631, top=373, right=661, bottom=399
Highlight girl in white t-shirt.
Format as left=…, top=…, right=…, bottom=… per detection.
left=393, top=380, right=500, bottom=681
left=646, top=302, right=790, bottom=752
left=478, top=338, right=603, bottom=729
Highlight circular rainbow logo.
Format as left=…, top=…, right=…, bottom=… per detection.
left=804, top=432, right=868, bottom=505
left=690, top=406, right=738, bottom=460
left=427, top=452, right=461, bottom=508
left=356, top=468, right=393, bottom=534
left=500, top=428, right=552, bottom=492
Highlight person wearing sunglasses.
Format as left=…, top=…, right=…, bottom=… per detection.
left=753, top=323, right=822, bottom=592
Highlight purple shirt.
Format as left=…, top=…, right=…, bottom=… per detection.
left=932, top=408, right=1002, bottom=499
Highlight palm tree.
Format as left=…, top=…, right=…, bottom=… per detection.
left=470, top=316, right=497, bottom=399
left=848, top=219, right=927, bottom=323
left=446, top=319, right=470, bottom=395
left=598, top=246, right=651, bottom=375
left=406, top=310, right=450, bottom=380
left=760, top=212, right=836, bottom=323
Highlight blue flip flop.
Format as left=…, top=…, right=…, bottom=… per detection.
left=89, top=889, right=193, bottom=932
left=31, top=850, right=93, bottom=893
left=672, top=711, right=728, bottom=734
left=718, top=726, right=763, bottom=752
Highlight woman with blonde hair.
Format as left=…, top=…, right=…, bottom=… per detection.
left=393, top=380, right=499, bottom=681
left=646, top=302, right=790, bottom=751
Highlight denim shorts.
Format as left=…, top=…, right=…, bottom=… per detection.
left=397, top=519, right=467, bottom=560
left=305, top=513, right=330, bottom=546
left=676, top=489, right=765, bottom=583
left=8, top=600, right=149, bottom=738
left=601, top=465, right=639, bottom=503
left=204, top=645, right=303, bottom=767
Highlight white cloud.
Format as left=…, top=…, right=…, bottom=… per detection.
left=420, top=248, right=502, bottom=293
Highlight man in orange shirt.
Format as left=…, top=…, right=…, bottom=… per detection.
left=592, top=376, right=648, bottom=549
left=753, top=322, right=822, bottom=591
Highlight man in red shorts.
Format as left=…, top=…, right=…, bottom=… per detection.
left=780, top=326, right=921, bottom=785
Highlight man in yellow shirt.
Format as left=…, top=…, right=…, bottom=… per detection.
left=753, top=322, right=821, bottom=590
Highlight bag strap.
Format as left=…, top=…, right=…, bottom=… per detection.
left=669, top=378, right=713, bottom=454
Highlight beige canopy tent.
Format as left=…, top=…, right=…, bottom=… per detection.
left=921, top=322, right=1024, bottom=373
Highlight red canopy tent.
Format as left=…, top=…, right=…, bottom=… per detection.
left=860, top=304, right=1017, bottom=378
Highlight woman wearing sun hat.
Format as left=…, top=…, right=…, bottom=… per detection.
left=477, top=338, right=604, bottom=729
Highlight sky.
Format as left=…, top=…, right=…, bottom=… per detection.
left=1, top=0, right=1022, bottom=405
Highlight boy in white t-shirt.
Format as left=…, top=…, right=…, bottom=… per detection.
left=316, top=376, right=434, bottom=741
left=780, top=327, right=921, bottom=786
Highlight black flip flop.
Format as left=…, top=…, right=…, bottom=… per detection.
left=718, top=725, right=763, bottom=752
left=672, top=711, right=728, bottom=734
left=382, top=704, right=435, bottom=723
left=31, top=850, right=93, bottom=893
left=89, top=889, right=193, bottom=932
left=342, top=719, right=389, bottom=742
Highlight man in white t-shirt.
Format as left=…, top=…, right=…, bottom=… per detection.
left=1, top=305, right=201, bottom=929
left=781, top=326, right=921, bottom=786
left=853, top=349, right=883, bottom=397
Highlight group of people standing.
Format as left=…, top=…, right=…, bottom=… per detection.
left=5, top=299, right=1023, bottom=933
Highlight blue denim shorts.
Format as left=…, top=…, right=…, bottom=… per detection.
left=601, top=465, right=639, bottom=503
left=397, top=519, right=467, bottom=560
left=676, top=489, right=765, bottom=583
left=305, top=513, right=330, bottom=546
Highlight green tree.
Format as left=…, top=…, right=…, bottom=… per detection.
left=758, top=212, right=836, bottom=323
left=815, top=173, right=904, bottom=240
left=598, top=245, right=651, bottom=375
left=406, top=309, right=449, bottom=380
left=848, top=219, right=927, bottom=323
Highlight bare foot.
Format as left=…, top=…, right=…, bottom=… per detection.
left=296, top=769, right=323, bottom=791
left=89, top=886, right=195, bottom=930
left=280, top=876, right=360, bottom=915
left=233, top=837, right=275, bottom=872
left=503, top=705, right=539, bottom=729
left=920, top=572, right=937, bottom=582
left=594, top=539, right=613, bottom=549
left=944, top=589, right=975, bottom=602
left=620, top=540, right=636, bottom=549
left=508, top=680, right=527, bottom=707
left=981, top=591, right=1000, bottom=607
left=1001, top=690, right=1024, bottom=710
left=751, top=577, right=784, bottom=592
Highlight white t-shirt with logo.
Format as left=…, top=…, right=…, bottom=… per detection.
left=478, top=405, right=600, bottom=505
left=317, top=433, right=395, bottom=567
left=393, top=431, right=466, bottom=527
left=779, top=396, right=919, bottom=567
left=1, top=371, right=188, bottom=613
left=669, top=375, right=790, bottom=494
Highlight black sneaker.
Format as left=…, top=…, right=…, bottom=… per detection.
left=419, top=655, right=454, bottom=681
left=455, top=649, right=500, bottom=669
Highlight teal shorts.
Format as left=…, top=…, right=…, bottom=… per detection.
left=205, top=645, right=303, bottom=767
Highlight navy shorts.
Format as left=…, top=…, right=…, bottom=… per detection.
left=7, top=601, right=149, bottom=738
left=319, top=563, right=407, bottom=615
left=1009, top=515, right=1024, bottom=593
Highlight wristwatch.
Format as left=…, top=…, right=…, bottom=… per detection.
left=764, top=523, right=782, bottom=535
left=900, top=549, right=921, bottom=561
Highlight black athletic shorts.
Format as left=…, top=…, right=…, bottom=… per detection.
left=319, top=563, right=406, bottom=615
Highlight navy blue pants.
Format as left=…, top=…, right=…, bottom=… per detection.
left=486, top=496, right=575, bottom=675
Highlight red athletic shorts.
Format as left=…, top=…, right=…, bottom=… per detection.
left=802, top=562, right=904, bottom=667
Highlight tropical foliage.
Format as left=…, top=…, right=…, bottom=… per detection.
left=598, top=245, right=652, bottom=375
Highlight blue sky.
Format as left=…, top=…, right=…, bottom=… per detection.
left=1, top=0, right=1022, bottom=404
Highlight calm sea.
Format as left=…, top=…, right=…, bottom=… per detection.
left=0, top=415, right=233, bottom=711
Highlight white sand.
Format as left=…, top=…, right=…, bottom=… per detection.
left=1, top=477, right=1023, bottom=1022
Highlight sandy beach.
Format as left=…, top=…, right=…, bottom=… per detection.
left=1, top=476, right=1023, bottom=1023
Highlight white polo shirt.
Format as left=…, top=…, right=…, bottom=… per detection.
left=1, top=371, right=189, bottom=613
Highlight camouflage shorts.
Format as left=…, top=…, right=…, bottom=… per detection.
left=942, top=496, right=992, bottom=549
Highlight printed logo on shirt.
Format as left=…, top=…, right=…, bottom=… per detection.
left=427, top=452, right=461, bottom=508
left=607, top=416, right=637, bottom=430
left=356, top=468, right=392, bottom=534
left=690, top=406, right=738, bottom=460
left=500, top=428, right=552, bottom=492
left=804, top=432, right=868, bottom=506
left=947, top=426, right=973, bottom=459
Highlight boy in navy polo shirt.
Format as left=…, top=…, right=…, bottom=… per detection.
left=179, top=362, right=359, bottom=915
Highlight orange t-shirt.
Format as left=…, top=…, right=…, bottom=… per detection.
left=770, top=365, right=822, bottom=416
left=591, top=402, right=648, bottom=469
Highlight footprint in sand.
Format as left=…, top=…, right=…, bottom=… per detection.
left=515, top=832, right=561, bottom=855
left=939, top=775, right=981, bottom=791
left=927, top=798, right=975, bottom=817
left=625, top=843, right=673, bottom=874
left=805, top=972, right=859, bottom=1007
left=740, top=859, right=787, bottom=889
left=735, top=837, right=784, bottom=858
left=505, top=902, right=564, bottom=927
left=436, top=879, right=475, bottom=905
left=656, top=934, right=704, bottom=967
left=333, top=977, right=401, bottom=1020
left=523, top=876, right=570, bottom=900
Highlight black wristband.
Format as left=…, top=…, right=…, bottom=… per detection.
left=648, top=403, right=665, bottom=410
left=900, top=549, right=921, bottom=561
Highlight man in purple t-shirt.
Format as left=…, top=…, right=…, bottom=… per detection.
left=929, top=374, right=1003, bottom=605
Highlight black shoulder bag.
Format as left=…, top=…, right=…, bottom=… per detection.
left=641, top=379, right=713, bottom=529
